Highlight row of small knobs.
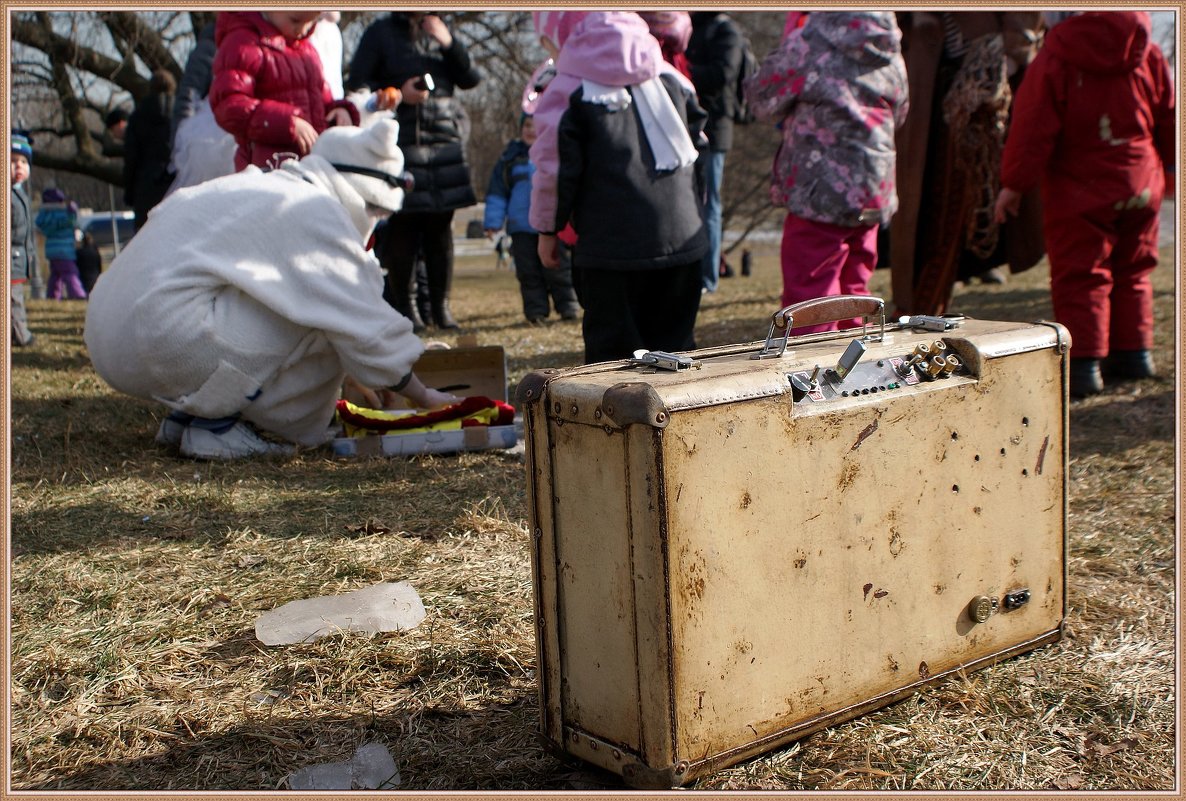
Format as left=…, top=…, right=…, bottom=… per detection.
left=898, top=340, right=961, bottom=379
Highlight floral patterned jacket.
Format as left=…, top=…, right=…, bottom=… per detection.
left=743, top=12, right=908, bottom=227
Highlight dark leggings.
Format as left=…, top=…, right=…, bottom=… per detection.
left=379, top=210, right=455, bottom=311
left=578, top=260, right=702, bottom=364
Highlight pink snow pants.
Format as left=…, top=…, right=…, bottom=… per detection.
left=779, top=213, right=878, bottom=333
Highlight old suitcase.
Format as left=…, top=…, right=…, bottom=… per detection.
left=518, top=296, right=1067, bottom=788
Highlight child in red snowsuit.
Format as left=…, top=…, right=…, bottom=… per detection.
left=994, top=11, right=1174, bottom=397
left=210, top=12, right=359, bottom=171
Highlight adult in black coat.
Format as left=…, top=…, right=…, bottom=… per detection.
left=124, top=69, right=177, bottom=232
left=346, top=12, right=481, bottom=330
left=686, top=12, right=744, bottom=294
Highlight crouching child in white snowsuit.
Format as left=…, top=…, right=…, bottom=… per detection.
left=84, top=119, right=458, bottom=459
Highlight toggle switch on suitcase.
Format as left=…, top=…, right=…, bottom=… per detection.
left=518, top=295, right=1068, bottom=788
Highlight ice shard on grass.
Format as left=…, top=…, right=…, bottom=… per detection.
left=286, top=741, right=401, bottom=790
left=255, top=581, right=425, bottom=645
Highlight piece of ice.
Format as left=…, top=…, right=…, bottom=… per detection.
left=349, top=742, right=401, bottom=789
left=255, top=582, right=425, bottom=646
left=285, top=742, right=401, bottom=790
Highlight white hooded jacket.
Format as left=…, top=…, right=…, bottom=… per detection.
left=84, top=155, right=423, bottom=446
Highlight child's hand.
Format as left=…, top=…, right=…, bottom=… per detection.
left=993, top=187, right=1022, bottom=224
left=326, top=107, right=353, bottom=127
left=484, top=228, right=499, bottom=240
left=375, top=87, right=402, bottom=110
left=537, top=233, right=560, bottom=269
left=293, top=117, right=319, bottom=155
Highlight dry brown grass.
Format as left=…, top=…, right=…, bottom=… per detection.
left=7, top=236, right=1176, bottom=793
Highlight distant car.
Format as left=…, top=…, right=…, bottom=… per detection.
left=80, top=212, right=135, bottom=249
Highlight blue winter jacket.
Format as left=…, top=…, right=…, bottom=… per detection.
left=482, top=139, right=536, bottom=235
left=34, top=204, right=79, bottom=262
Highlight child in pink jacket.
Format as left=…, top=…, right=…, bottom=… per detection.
left=744, top=12, right=907, bottom=333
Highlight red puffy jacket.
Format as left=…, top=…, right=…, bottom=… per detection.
left=210, top=12, right=358, bottom=171
left=1001, top=11, right=1175, bottom=218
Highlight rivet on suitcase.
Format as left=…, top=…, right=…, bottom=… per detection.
left=518, top=296, right=1068, bottom=788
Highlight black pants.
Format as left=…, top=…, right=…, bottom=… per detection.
left=511, top=232, right=579, bottom=321
left=578, top=260, right=702, bottom=364
left=379, top=210, right=455, bottom=314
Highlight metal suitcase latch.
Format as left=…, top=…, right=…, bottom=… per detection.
left=899, top=314, right=965, bottom=332
left=628, top=350, right=700, bottom=371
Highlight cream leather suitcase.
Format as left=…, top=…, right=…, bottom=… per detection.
left=518, top=296, right=1068, bottom=788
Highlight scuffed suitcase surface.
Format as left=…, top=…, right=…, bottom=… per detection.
left=661, top=348, right=1063, bottom=762
left=523, top=314, right=1067, bottom=786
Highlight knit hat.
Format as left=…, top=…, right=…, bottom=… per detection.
left=637, top=11, right=692, bottom=54
left=532, top=11, right=589, bottom=49
left=311, top=119, right=410, bottom=212
left=11, top=131, right=32, bottom=161
left=42, top=187, right=66, bottom=203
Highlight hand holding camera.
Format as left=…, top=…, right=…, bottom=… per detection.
left=402, top=73, right=434, bottom=105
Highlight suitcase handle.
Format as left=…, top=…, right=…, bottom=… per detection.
left=755, top=295, right=886, bottom=360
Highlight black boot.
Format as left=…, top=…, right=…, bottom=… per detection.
left=416, top=293, right=433, bottom=331
left=404, top=292, right=427, bottom=333
left=1103, top=349, right=1155, bottom=380
left=426, top=254, right=460, bottom=330
left=414, top=256, right=433, bottom=328
left=1069, top=357, right=1103, bottom=398
left=383, top=259, right=426, bottom=333
left=432, top=298, right=459, bottom=330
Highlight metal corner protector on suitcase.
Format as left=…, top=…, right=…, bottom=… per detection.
left=519, top=296, right=1069, bottom=788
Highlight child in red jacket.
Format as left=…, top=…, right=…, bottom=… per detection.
left=994, top=11, right=1174, bottom=397
left=210, top=11, right=360, bottom=171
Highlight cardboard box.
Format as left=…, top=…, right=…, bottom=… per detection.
left=332, top=344, right=518, bottom=457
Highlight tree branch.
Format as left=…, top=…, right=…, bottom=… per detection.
left=30, top=151, right=122, bottom=184
left=13, top=14, right=146, bottom=95
left=99, top=11, right=182, bottom=86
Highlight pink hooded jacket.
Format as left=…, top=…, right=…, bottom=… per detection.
left=528, top=11, right=695, bottom=236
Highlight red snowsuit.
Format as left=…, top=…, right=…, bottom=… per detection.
left=210, top=12, right=359, bottom=171
left=1000, top=11, right=1174, bottom=359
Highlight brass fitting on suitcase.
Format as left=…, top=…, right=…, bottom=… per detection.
left=924, top=356, right=947, bottom=379
left=897, top=342, right=932, bottom=377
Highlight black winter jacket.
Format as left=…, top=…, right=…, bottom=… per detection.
left=551, top=73, right=708, bottom=271
left=171, top=22, right=217, bottom=144
left=346, top=13, right=481, bottom=212
left=687, top=12, right=745, bottom=152
left=124, top=91, right=175, bottom=220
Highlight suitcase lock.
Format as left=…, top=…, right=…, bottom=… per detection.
left=968, top=595, right=999, bottom=623
left=969, top=588, right=1031, bottom=623
left=628, top=350, right=700, bottom=371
